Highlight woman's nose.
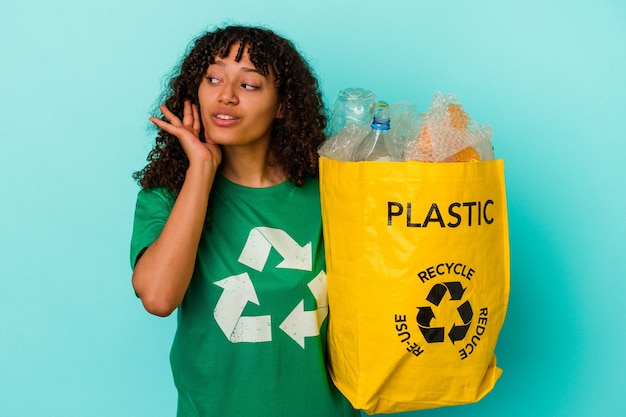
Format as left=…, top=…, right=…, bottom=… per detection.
left=218, top=82, right=238, bottom=104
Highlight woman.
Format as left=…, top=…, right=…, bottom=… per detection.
left=130, top=25, right=359, bottom=417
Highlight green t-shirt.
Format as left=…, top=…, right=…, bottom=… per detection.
left=130, top=176, right=359, bottom=417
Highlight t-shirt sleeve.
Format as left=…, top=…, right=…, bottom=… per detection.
left=129, top=188, right=175, bottom=269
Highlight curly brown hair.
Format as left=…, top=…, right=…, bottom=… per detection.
left=133, top=25, right=327, bottom=192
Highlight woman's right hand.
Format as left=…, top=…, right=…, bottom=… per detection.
left=150, top=100, right=222, bottom=169
left=136, top=100, right=221, bottom=317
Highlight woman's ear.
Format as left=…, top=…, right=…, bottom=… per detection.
left=276, top=102, right=284, bottom=119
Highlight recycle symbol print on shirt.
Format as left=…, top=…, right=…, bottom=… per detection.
left=212, top=226, right=328, bottom=349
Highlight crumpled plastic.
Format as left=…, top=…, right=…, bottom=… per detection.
left=404, top=92, right=494, bottom=162
left=319, top=91, right=494, bottom=162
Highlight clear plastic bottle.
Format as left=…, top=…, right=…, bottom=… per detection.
left=351, top=114, right=400, bottom=161
left=328, top=88, right=377, bottom=138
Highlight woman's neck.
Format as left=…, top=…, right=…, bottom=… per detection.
left=219, top=146, right=286, bottom=188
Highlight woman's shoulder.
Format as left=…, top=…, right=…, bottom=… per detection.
left=136, top=186, right=176, bottom=209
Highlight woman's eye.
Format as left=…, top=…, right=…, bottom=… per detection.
left=242, top=83, right=259, bottom=90
left=206, top=76, right=220, bottom=84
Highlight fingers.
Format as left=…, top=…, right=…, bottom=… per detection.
left=182, top=101, right=201, bottom=134
left=191, top=103, right=201, bottom=133
left=159, top=105, right=182, bottom=126
left=182, top=101, right=194, bottom=129
left=149, top=106, right=181, bottom=137
left=149, top=115, right=176, bottom=135
left=149, top=102, right=219, bottom=167
left=150, top=101, right=202, bottom=136
left=154, top=101, right=201, bottom=133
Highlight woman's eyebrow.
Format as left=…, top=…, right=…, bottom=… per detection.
left=210, top=60, right=261, bottom=74
left=240, top=67, right=261, bottom=74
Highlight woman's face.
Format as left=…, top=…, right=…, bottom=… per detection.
left=198, top=43, right=282, bottom=149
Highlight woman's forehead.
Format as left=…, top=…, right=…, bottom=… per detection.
left=211, top=42, right=270, bottom=76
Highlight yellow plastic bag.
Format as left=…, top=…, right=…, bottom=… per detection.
left=320, top=157, right=510, bottom=414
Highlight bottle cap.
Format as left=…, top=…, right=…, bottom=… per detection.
left=371, top=114, right=391, bottom=130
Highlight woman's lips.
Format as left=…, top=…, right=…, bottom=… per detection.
left=212, top=110, right=239, bottom=127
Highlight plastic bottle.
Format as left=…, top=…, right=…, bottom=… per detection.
left=351, top=114, right=400, bottom=162
left=328, top=88, right=377, bottom=137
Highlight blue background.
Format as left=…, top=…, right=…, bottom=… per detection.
left=1, top=0, right=625, bottom=416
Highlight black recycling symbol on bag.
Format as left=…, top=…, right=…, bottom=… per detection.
left=416, top=282, right=473, bottom=344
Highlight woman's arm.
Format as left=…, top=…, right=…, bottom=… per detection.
left=132, top=101, right=221, bottom=316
